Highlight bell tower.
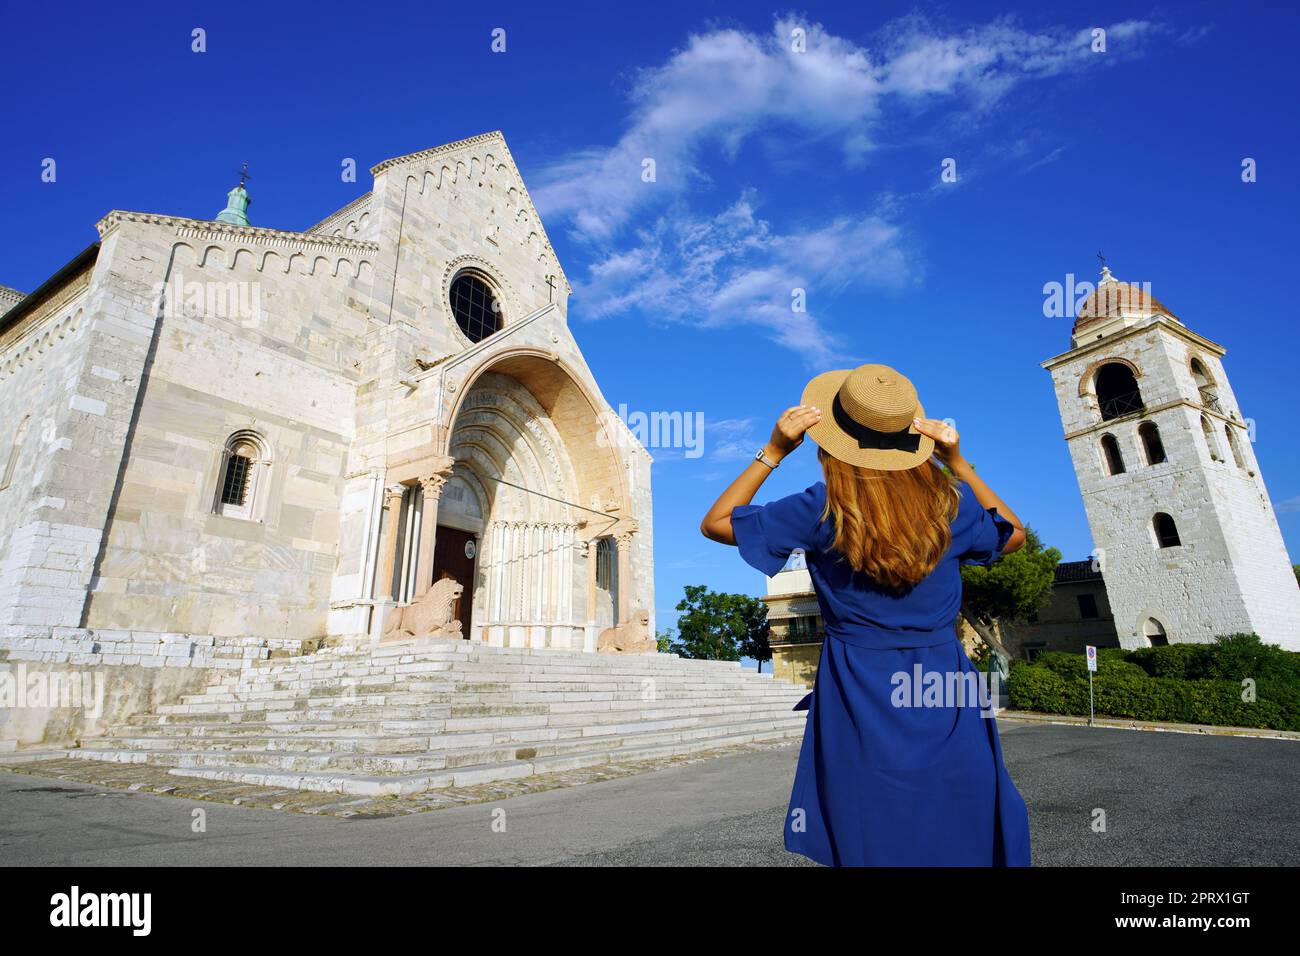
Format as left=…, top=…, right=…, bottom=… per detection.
left=1042, top=265, right=1300, bottom=650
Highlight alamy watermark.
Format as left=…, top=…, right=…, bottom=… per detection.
left=152, top=268, right=262, bottom=325
left=599, top=404, right=705, bottom=458
left=1043, top=273, right=1153, bottom=320
left=0, top=663, right=105, bottom=718
left=891, top=664, right=999, bottom=717
left=49, top=886, right=150, bottom=936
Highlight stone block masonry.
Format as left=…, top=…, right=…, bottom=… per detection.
left=1, top=130, right=658, bottom=757
left=1043, top=271, right=1300, bottom=650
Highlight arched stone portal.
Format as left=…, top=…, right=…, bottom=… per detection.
left=376, top=351, right=640, bottom=651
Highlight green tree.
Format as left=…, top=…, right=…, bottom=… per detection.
left=1293, top=564, right=1299, bottom=587
left=739, top=618, right=773, bottom=673
left=960, top=527, right=1061, bottom=660
left=671, top=585, right=770, bottom=666
left=655, top=630, right=674, bottom=654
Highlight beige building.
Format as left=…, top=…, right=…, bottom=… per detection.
left=0, top=131, right=654, bottom=661
left=998, top=559, right=1119, bottom=660
left=760, top=552, right=823, bottom=688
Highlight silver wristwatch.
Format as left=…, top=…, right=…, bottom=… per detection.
left=755, top=448, right=780, bottom=469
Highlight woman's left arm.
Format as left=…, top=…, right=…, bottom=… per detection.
left=700, top=405, right=822, bottom=545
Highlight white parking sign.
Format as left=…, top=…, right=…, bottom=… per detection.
left=1086, top=645, right=1097, bottom=672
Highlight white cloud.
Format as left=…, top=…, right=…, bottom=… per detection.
left=704, top=417, right=758, bottom=461
left=576, top=192, right=914, bottom=364
left=532, top=17, right=884, bottom=240
left=535, top=15, right=1163, bottom=237
left=534, top=13, right=1167, bottom=360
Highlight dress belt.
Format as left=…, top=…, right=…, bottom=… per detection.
left=823, top=623, right=959, bottom=650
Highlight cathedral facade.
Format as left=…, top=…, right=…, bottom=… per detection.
left=1043, top=267, right=1299, bottom=650
left=0, top=131, right=654, bottom=657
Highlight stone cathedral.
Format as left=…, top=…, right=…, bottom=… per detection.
left=0, top=131, right=655, bottom=659
left=1043, top=266, right=1300, bottom=651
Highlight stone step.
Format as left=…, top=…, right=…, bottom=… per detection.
left=142, top=692, right=801, bottom=725
left=176, top=678, right=463, bottom=704
left=156, top=722, right=806, bottom=796
left=100, top=698, right=805, bottom=743
left=197, top=672, right=786, bottom=696
left=159, top=683, right=803, bottom=716
left=68, top=712, right=807, bottom=781
left=228, top=651, right=755, bottom=681
left=80, top=705, right=808, bottom=758
left=62, top=640, right=808, bottom=797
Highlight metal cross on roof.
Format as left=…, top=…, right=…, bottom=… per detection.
left=236, top=162, right=251, bottom=187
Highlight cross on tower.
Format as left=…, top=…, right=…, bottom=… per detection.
left=1096, top=250, right=1106, bottom=271
left=237, top=162, right=251, bottom=188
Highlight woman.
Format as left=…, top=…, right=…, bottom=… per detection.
left=700, top=363, right=1031, bottom=867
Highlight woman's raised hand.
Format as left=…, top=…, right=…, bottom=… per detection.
left=913, top=417, right=963, bottom=468
left=768, top=405, right=822, bottom=460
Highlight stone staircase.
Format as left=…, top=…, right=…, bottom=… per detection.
left=63, top=640, right=809, bottom=795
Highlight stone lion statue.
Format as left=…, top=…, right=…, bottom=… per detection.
left=597, top=609, right=656, bottom=654
left=383, top=576, right=464, bottom=641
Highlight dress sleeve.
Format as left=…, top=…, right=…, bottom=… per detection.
left=730, top=484, right=825, bottom=577
left=960, top=504, right=1017, bottom=567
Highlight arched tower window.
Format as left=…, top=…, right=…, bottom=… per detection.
left=449, top=271, right=503, bottom=344
left=1199, top=414, right=1221, bottom=461
left=0, top=414, right=31, bottom=491
left=215, top=430, right=269, bottom=520
left=1143, top=618, right=1169, bottom=647
left=1190, top=357, right=1221, bottom=412
left=1095, top=363, right=1144, bottom=421
left=1100, top=434, right=1125, bottom=475
left=1138, top=421, right=1167, bottom=465
left=1224, top=424, right=1246, bottom=469
left=1152, top=512, right=1181, bottom=549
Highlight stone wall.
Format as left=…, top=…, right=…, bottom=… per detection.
left=1046, top=317, right=1300, bottom=650
left=999, top=580, right=1119, bottom=658
left=771, top=641, right=820, bottom=689
left=0, top=631, right=310, bottom=748
left=78, top=217, right=374, bottom=641
left=2, top=131, right=656, bottom=669
left=0, top=232, right=159, bottom=636
left=335, top=132, right=655, bottom=644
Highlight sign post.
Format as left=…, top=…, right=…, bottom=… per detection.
left=1085, top=645, right=1097, bottom=727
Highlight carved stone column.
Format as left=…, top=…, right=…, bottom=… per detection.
left=376, top=484, right=406, bottom=601
left=582, top=537, right=596, bottom=626
left=615, top=529, right=635, bottom=625
left=414, top=461, right=455, bottom=598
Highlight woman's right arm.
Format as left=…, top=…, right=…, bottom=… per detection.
left=913, top=418, right=1026, bottom=555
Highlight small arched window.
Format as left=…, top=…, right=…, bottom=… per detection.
left=1200, top=415, right=1221, bottom=461
left=1143, top=618, right=1169, bottom=647
left=1095, top=363, right=1144, bottom=421
left=1138, top=421, right=1166, bottom=466
left=0, top=414, right=32, bottom=491
left=1152, top=512, right=1181, bottom=549
left=1224, top=425, right=1246, bottom=469
left=1100, top=434, right=1126, bottom=475
left=215, top=431, right=269, bottom=520
left=449, top=271, right=502, bottom=344
left=1191, top=357, right=1220, bottom=412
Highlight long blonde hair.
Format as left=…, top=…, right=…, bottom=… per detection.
left=819, top=448, right=959, bottom=591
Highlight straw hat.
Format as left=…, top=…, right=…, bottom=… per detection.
left=801, top=364, right=934, bottom=471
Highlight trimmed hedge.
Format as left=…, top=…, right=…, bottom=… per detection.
left=1007, top=634, right=1300, bottom=731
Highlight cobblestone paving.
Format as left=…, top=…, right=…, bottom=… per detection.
left=0, top=739, right=800, bottom=819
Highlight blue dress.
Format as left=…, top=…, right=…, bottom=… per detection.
left=732, top=478, right=1031, bottom=867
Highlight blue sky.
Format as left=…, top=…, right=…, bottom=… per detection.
left=4, top=1, right=1298, bottom=638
